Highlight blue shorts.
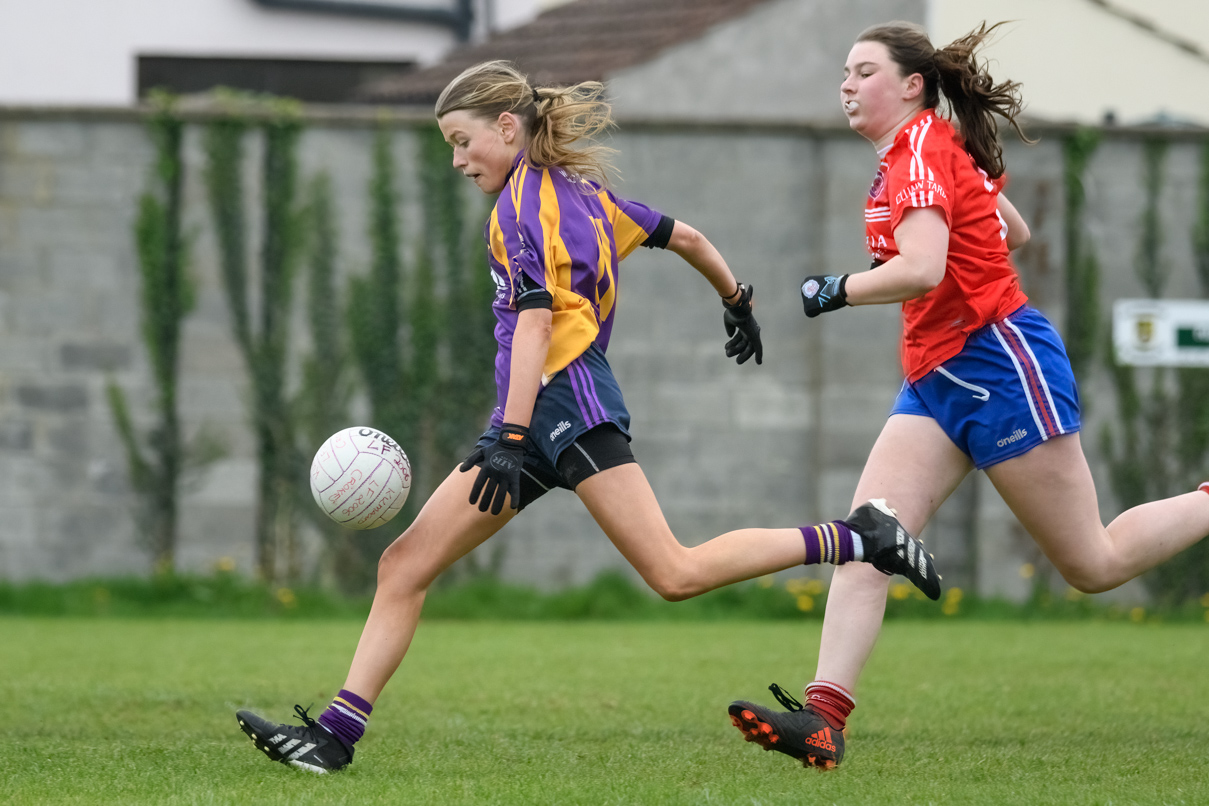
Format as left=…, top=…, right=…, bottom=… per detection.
left=890, top=306, right=1081, bottom=469
left=477, top=343, right=633, bottom=505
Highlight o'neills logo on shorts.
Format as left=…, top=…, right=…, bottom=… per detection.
left=997, top=428, right=1027, bottom=448
left=550, top=420, right=572, bottom=442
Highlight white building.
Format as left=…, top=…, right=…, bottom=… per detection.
left=0, top=0, right=564, bottom=106
left=931, top=0, right=1209, bottom=127
left=2, top=0, right=1207, bottom=126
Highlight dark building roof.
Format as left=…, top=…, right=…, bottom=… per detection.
left=358, top=0, right=773, bottom=105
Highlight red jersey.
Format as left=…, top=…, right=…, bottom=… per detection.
left=864, top=109, right=1028, bottom=381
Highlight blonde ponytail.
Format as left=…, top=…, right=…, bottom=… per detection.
left=435, top=60, right=616, bottom=185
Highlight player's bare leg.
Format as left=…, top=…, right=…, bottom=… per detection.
left=574, top=458, right=938, bottom=601
left=574, top=421, right=951, bottom=769
left=342, top=466, right=519, bottom=701
left=573, top=462, right=808, bottom=600
left=236, top=466, right=515, bottom=772
left=724, top=414, right=970, bottom=770
left=817, top=415, right=972, bottom=689
left=985, top=433, right=1209, bottom=593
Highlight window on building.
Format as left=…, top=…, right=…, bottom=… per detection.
left=137, top=55, right=416, bottom=104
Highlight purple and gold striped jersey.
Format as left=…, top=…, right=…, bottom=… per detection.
left=485, top=152, right=663, bottom=426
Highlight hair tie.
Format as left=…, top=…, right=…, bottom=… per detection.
left=530, top=84, right=541, bottom=107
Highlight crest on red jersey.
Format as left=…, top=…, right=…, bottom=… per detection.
left=869, top=169, right=886, bottom=199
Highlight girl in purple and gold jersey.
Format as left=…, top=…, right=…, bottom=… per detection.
left=235, top=60, right=938, bottom=774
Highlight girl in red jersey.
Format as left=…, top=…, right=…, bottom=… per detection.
left=729, top=21, right=1209, bottom=770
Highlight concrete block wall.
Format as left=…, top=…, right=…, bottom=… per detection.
left=0, top=117, right=149, bottom=580
left=0, top=108, right=1204, bottom=605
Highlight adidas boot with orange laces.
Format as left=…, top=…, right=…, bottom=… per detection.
left=236, top=705, right=353, bottom=774
left=846, top=498, right=941, bottom=601
left=729, top=684, right=845, bottom=770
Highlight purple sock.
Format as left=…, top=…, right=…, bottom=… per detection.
left=317, top=689, right=373, bottom=748
left=799, top=521, right=856, bottom=565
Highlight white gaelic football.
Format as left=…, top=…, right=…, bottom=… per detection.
left=310, top=427, right=412, bottom=530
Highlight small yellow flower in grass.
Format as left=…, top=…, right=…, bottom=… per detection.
left=941, top=587, right=963, bottom=615
left=796, top=594, right=814, bottom=612
left=786, top=577, right=825, bottom=596
left=1130, top=606, right=1145, bottom=623
left=1200, top=592, right=1209, bottom=608
left=276, top=587, right=298, bottom=608
left=215, top=556, right=236, bottom=573
left=1019, top=563, right=1035, bottom=579
left=757, top=575, right=775, bottom=589
left=1065, top=587, right=1084, bottom=602
left=889, top=583, right=911, bottom=600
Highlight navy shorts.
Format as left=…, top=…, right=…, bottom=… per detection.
left=474, top=343, right=635, bottom=508
left=890, top=306, right=1082, bottom=469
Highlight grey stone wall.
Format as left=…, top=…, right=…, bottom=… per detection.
left=1, top=108, right=1205, bottom=605
left=608, top=0, right=926, bottom=125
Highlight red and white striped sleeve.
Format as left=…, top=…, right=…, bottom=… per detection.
left=887, top=112, right=956, bottom=231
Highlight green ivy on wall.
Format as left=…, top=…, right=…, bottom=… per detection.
left=338, top=124, right=499, bottom=592
left=1101, top=137, right=1173, bottom=513
left=1062, top=128, right=1101, bottom=385
left=109, top=93, right=222, bottom=574
left=418, top=123, right=497, bottom=468
left=1152, top=139, right=1209, bottom=602
left=294, top=172, right=359, bottom=590
left=115, top=104, right=539, bottom=591
left=1182, top=140, right=1209, bottom=472
left=204, top=95, right=306, bottom=583
left=1100, top=136, right=1209, bottom=604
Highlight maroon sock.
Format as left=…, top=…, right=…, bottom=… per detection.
left=805, top=680, right=855, bottom=730
left=1199, top=482, right=1209, bottom=496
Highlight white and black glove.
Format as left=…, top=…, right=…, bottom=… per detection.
left=800, top=275, right=849, bottom=318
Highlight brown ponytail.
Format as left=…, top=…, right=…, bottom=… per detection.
left=435, top=60, right=616, bottom=185
left=857, top=21, right=1033, bottom=178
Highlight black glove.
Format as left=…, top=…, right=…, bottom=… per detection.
left=459, top=423, right=529, bottom=515
left=800, top=274, right=849, bottom=318
left=722, top=283, right=763, bottom=365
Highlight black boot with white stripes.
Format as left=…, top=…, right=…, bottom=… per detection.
left=845, top=498, right=942, bottom=601
left=236, top=704, right=353, bottom=773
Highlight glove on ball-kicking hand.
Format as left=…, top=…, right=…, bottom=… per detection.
left=800, top=274, right=849, bottom=318
left=460, top=423, right=528, bottom=515
left=722, top=283, right=763, bottom=365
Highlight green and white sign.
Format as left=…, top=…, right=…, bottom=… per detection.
left=1113, top=299, right=1209, bottom=367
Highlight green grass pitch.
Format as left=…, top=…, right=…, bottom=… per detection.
left=3, top=617, right=1208, bottom=805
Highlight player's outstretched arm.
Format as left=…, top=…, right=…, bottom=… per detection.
left=666, top=221, right=763, bottom=365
